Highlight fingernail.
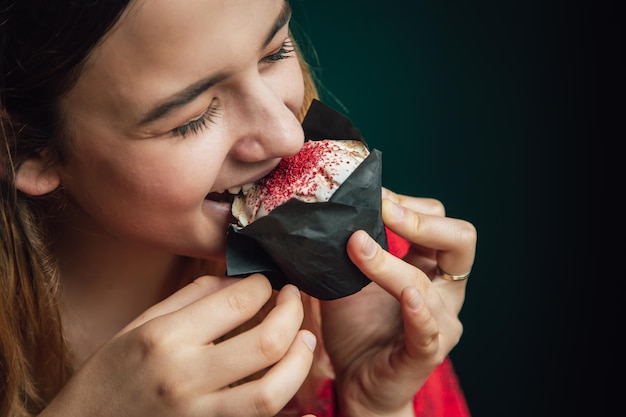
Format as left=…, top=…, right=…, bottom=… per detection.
left=389, top=201, right=404, bottom=220
left=360, top=233, right=376, bottom=258
left=302, top=332, right=317, bottom=352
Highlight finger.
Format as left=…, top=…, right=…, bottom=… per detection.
left=401, top=287, right=440, bottom=360
left=198, top=284, right=306, bottom=388
left=397, top=286, right=464, bottom=389
left=382, top=198, right=476, bottom=277
left=133, top=274, right=274, bottom=345
left=196, top=330, right=317, bottom=417
left=378, top=286, right=447, bottom=395
left=121, top=274, right=244, bottom=333
left=404, top=285, right=464, bottom=352
left=382, top=187, right=446, bottom=216
left=347, top=230, right=431, bottom=299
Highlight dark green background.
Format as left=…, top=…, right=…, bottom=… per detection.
left=292, top=1, right=619, bottom=416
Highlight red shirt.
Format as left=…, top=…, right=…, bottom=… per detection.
left=313, top=358, right=470, bottom=417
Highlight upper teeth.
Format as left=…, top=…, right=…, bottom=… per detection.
left=227, top=182, right=254, bottom=195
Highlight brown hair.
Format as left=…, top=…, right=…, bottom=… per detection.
left=0, top=1, right=321, bottom=415
left=1, top=2, right=132, bottom=414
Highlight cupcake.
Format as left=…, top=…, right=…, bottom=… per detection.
left=226, top=100, right=387, bottom=300
left=231, top=139, right=370, bottom=227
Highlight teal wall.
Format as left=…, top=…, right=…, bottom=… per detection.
left=292, top=1, right=615, bottom=416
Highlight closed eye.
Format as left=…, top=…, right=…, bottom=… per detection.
left=262, top=39, right=295, bottom=63
left=171, top=99, right=221, bottom=138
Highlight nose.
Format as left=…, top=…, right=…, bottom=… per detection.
left=227, top=78, right=304, bottom=163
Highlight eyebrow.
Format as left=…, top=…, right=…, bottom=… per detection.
left=138, top=1, right=293, bottom=126
left=265, top=1, right=292, bottom=48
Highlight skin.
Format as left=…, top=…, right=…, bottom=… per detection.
left=15, top=0, right=477, bottom=416
left=326, top=190, right=475, bottom=417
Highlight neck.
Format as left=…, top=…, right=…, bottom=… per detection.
left=50, top=217, right=202, bottom=368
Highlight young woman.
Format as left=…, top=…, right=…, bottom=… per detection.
left=0, top=0, right=477, bottom=416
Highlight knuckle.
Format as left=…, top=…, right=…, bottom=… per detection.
left=225, top=275, right=272, bottom=315
left=442, top=318, right=464, bottom=351
left=134, top=322, right=170, bottom=358
left=226, top=288, right=257, bottom=315
left=419, top=333, right=440, bottom=355
left=410, top=211, right=425, bottom=237
left=252, top=385, right=283, bottom=416
left=154, top=376, right=191, bottom=411
left=257, top=331, right=286, bottom=363
left=155, top=378, right=180, bottom=405
left=423, top=198, right=446, bottom=216
left=130, top=331, right=192, bottom=411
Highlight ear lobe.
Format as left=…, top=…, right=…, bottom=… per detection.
left=15, top=158, right=61, bottom=196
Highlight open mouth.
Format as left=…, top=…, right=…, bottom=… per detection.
left=205, top=191, right=235, bottom=204
left=205, top=183, right=254, bottom=203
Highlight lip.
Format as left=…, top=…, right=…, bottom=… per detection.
left=202, top=197, right=238, bottom=224
left=204, top=161, right=281, bottom=226
left=208, top=162, right=280, bottom=198
left=235, top=164, right=280, bottom=190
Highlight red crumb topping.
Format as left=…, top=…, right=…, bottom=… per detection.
left=250, top=140, right=364, bottom=214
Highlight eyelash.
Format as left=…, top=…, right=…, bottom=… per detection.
left=263, top=39, right=296, bottom=63
left=171, top=40, right=295, bottom=138
left=172, top=101, right=221, bottom=138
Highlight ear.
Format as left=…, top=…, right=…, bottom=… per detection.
left=15, top=156, right=61, bottom=196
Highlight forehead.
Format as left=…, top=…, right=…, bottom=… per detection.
left=65, top=0, right=286, bottom=126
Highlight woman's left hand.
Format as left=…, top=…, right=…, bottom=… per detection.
left=319, top=188, right=477, bottom=417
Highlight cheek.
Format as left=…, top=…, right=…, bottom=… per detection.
left=60, top=143, right=214, bottom=214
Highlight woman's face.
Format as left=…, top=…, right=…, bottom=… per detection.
left=57, top=0, right=304, bottom=259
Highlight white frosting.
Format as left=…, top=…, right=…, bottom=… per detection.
left=232, top=139, right=369, bottom=227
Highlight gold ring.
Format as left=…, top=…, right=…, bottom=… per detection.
left=436, top=265, right=470, bottom=281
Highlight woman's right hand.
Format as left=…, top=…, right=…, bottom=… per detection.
left=39, top=274, right=317, bottom=417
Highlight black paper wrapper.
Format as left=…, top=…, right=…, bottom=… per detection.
left=225, top=100, right=387, bottom=300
